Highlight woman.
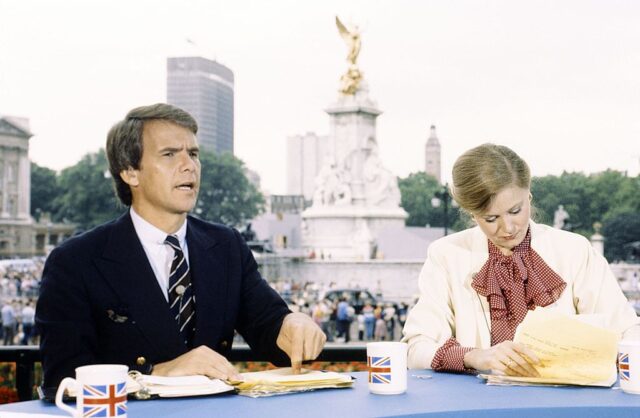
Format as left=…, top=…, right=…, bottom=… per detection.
left=402, top=143, right=639, bottom=377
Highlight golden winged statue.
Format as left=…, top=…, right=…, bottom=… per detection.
left=335, top=16, right=361, bottom=66
left=335, top=16, right=363, bottom=95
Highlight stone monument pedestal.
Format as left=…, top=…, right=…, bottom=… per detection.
left=303, top=205, right=406, bottom=260
left=302, top=82, right=407, bottom=260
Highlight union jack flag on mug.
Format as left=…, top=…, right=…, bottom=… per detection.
left=619, top=353, right=630, bottom=381
left=82, top=382, right=127, bottom=417
left=368, top=356, right=392, bottom=384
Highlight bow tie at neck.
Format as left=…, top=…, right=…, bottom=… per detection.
left=471, top=227, right=566, bottom=344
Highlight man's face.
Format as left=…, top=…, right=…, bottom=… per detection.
left=124, top=120, right=200, bottom=226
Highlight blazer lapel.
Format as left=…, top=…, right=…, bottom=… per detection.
left=465, top=226, right=491, bottom=348
left=95, top=213, right=186, bottom=359
left=186, top=218, right=228, bottom=347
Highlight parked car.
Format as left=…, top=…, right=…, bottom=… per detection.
left=323, top=288, right=380, bottom=315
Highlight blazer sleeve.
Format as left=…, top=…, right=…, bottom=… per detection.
left=232, top=229, right=291, bottom=365
left=36, top=246, right=98, bottom=390
left=402, top=243, right=458, bottom=369
left=571, top=235, right=640, bottom=336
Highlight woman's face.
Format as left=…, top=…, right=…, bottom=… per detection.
left=472, top=186, right=531, bottom=255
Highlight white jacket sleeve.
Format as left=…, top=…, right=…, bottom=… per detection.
left=401, top=244, right=456, bottom=369
left=572, top=235, right=639, bottom=336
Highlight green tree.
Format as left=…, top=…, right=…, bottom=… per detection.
left=30, top=162, right=60, bottom=220
left=601, top=173, right=640, bottom=217
left=601, top=211, right=640, bottom=262
left=195, top=152, right=264, bottom=227
left=398, top=172, right=461, bottom=229
left=53, top=149, right=122, bottom=230
left=532, top=170, right=639, bottom=238
left=531, top=172, right=592, bottom=233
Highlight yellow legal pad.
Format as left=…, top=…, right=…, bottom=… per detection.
left=479, top=310, right=619, bottom=387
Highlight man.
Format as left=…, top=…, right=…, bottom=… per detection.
left=336, top=298, right=351, bottom=343
left=36, top=103, right=325, bottom=393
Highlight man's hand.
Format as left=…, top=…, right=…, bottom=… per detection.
left=463, top=340, right=540, bottom=377
left=152, top=345, right=242, bottom=381
left=276, top=312, right=326, bottom=374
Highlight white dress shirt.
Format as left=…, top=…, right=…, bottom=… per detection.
left=130, top=208, right=189, bottom=301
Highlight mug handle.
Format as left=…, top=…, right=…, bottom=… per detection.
left=55, top=377, right=80, bottom=418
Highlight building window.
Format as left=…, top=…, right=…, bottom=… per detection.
left=8, top=195, right=17, bottom=217
left=7, top=163, right=16, bottom=183
left=36, top=234, right=45, bottom=251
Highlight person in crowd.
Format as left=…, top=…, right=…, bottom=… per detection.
left=327, top=300, right=338, bottom=342
left=336, top=297, right=352, bottom=342
left=21, top=301, right=35, bottom=345
left=384, top=303, right=396, bottom=340
left=402, top=143, right=639, bottom=376
left=374, top=306, right=387, bottom=341
left=312, top=299, right=331, bottom=340
left=2, top=300, right=16, bottom=345
left=357, top=312, right=365, bottom=341
left=36, top=103, right=326, bottom=393
left=362, top=301, right=375, bottom=340
left=397, top=302, right=408, bottom=329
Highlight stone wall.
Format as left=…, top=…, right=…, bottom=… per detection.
left=257, top=256, right=424, bottom=303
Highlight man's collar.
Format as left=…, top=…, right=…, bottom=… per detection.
left=129, top=207, right=187, bottom=246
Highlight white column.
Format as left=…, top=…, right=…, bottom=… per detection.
left=18, top=151, right=30, bottom=219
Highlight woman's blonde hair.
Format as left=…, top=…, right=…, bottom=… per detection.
left=450, top=143, right=530, bottom=214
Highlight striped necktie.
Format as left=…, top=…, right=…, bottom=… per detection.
left=165, top=235, right=195, bottom=347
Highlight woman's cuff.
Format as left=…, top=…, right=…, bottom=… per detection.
left=431, top=337, right=476, bottom=374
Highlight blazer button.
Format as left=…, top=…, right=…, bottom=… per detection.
left=136, top=356, right=147, bottom=366
left=220, top=341, right=229, bottom=349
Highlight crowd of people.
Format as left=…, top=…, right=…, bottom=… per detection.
left=0, top=260, right=44, bottom=346
left=0, top=258, right=406, bottom=347
left=309, top=298, right=409, bottom=343
left=270, top=279, right=410, bottom=343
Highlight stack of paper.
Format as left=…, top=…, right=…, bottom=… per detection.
left=64, top=372, right=234, bottom=399
left=232, top=367, right=354, bottom=397
left=128, top=373, right=235, bottom=398
left=480, top=310, right=619, bottom=387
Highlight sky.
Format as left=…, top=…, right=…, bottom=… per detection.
left=2, top=0, right=640, bottom=194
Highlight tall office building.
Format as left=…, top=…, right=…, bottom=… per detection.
left=167, top=57, right=234, bottom=154
left=286, top=132, right=328, bottom=202
left=424, top=125, right=442, bottom=183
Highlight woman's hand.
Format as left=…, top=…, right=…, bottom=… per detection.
left=463, top=341, right=541, bottom=377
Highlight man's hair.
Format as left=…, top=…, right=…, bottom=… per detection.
left=106, top=103, right=198, bottom=206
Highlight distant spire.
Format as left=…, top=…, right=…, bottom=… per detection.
left=426, top=125, right=440, bottom=146
left=425, top=124, right=442, bottom=183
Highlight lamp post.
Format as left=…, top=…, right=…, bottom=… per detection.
left=431, top=183, right=453, bottom=236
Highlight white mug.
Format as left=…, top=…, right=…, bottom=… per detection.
left=619, top=340, right=640, bottom=395
left=366, top=341, right=407, bottom=395
left=55, top=364, right=128, bottom=418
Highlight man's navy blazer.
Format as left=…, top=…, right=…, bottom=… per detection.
left=36, top=212, right=291, bottom=390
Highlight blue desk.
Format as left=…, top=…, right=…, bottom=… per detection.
left=1, top=371, right=640, bottom=417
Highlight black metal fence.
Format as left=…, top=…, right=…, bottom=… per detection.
left=0, top=344, right=367, bottom=401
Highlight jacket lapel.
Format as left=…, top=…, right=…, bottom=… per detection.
left=466, top=226, right=492, bottom=348
left=186, top=218, right=228, bottom=347
left=94, top=213, right=186, bottom=359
